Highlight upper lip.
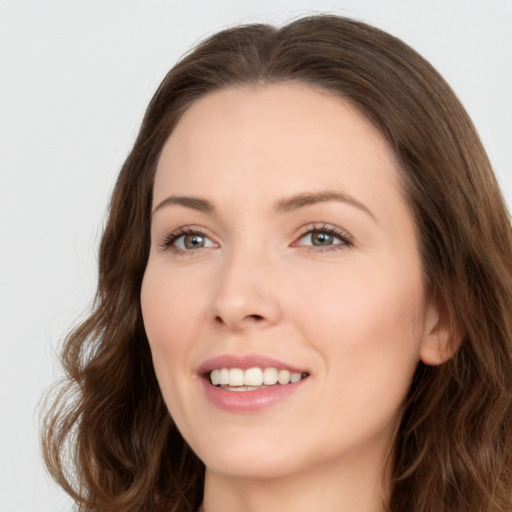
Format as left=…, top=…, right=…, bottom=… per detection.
left=198, top=354, right=308, bottom=375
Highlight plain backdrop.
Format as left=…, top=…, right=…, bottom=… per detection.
left=1, top=1, right=511, bottom=510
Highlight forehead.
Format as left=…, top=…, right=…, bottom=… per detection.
left=153, top=83, right=404, bottom=217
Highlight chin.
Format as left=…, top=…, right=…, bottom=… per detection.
left=189, top=430, right=303, bottom=480
left=203, top=454, right=299, bottom=481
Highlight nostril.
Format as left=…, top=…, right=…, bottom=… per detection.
left=214, top=313, right=264, bottom=325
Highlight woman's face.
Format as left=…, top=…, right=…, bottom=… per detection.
left=141, top=83, right=438, bottom=481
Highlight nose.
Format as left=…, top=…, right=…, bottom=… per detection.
left=208, top=248, right=283, bottom=332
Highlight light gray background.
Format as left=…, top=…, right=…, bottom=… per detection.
left=1, top=1, right=511, bottom=511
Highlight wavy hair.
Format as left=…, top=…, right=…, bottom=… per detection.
left=42, top=15, right=512, bottom=512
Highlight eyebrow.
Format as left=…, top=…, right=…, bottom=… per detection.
left=152, top=190, right=375, bottom=220
left=153, top=195, right=214, bottom=214
left=274, top=191, right=376, bottom=220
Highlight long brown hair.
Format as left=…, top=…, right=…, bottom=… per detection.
left=42, top=15, right=512, bottom=512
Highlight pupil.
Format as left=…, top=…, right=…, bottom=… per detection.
left=185, top=234, right=204, bottom=249
left=312, top=232, right=333, bottom=246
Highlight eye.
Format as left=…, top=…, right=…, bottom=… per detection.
left=302, top=231, right=337, bottom=247
left=175, top=233, right=215, bottom=250
left=161, top=228, right=217, bottom=252
left=294, top=225, right=352, bottom=250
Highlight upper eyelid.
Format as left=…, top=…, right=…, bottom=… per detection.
left=159, top=226, right=217, bottom=248
left=295, top=223, right=353, bottom=240
left=162, top=225, right=214, bottom=238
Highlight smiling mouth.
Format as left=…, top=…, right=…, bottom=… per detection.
left=208, top=367, right=309, bottom=390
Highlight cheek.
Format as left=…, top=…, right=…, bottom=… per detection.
left=140, top=265, right=210, bottom=429
left=292, top=257, right=425, bottom=392
left=141, top=266, right=201, bottom=346
left=140, top=266, right=205, bottom=390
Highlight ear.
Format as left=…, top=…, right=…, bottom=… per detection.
left=420, top=298, right=463, bottom=366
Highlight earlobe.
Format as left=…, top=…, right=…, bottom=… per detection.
left=419, top=300, right=463, bottom=366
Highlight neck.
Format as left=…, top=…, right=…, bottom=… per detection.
left=198, top=447, right=390, bottom=512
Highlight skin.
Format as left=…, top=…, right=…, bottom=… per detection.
left=141, top=83, right=448, bottom=512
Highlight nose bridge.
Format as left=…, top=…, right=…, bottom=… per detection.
left=209, top=235, right=282, bottom=330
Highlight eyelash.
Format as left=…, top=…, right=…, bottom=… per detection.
left=294, top=224, right=353, bottom=252
left=160, top=227, right=214, bottom=254
left=159, top=224, right=353, bottom=254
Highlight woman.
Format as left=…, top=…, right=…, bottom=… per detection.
left=42, top=15, right=512, bottom=512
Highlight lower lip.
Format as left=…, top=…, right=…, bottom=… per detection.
left=200, top=377, right=307, bottom=412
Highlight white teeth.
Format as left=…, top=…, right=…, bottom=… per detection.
left=210, top=369, right=220, bottom=385
left=219, top=368, right=229, bottom=385
left=244, top=367, right=263, bottom=386
left=228, top=368, right=244, bottom=386
left=278, top=369, right=291, bottom=384
left=290, top=372, right=302, bottom=383
left=263, top=367, right=278, bottom=385
left=209, top=367, right=306, bottom=388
